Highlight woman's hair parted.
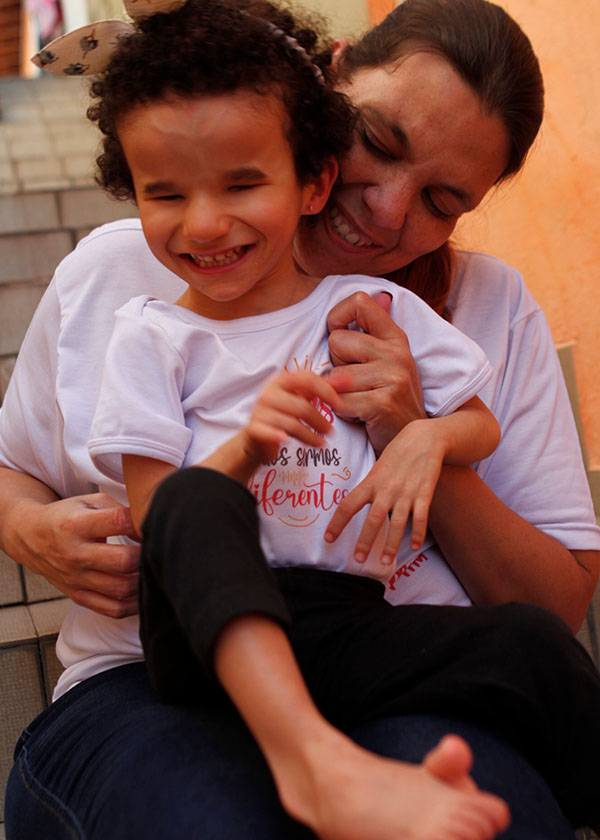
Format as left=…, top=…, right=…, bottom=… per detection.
left=339, top=0, right=545, bottom=316
left=88, top=0, right=355, bottom=201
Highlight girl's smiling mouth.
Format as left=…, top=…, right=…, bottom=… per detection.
left=184, top=244, right=254, bottom=271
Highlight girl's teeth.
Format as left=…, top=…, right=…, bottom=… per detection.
left=190, top=247, right=243, bottom=266
left=329, top=208, right=372, bottom=247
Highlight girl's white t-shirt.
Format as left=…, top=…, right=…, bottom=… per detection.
left=88, top=274, right=491, bottom=584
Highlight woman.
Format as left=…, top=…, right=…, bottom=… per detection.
left=1, top=0, right=598, bottom=837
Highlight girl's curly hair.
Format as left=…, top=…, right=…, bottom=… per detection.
left=87, top=0, right=355, bottom=200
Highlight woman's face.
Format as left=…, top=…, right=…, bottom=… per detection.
left=294, top=51, right=510, bottom=277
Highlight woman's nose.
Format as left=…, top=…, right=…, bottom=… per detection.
left=363, top=175, right=412, bottom=231
left=181, top=199, right=230, bottom=243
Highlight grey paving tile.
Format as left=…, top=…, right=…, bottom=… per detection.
left=16, top=156, right=64, bottom=182
left=0, top=231, right=71, bottom=283
left=28, top=598, right=70, bottom=636
left=22, top=567, right=64, bottom=604
left=0, top=355, right=16, bottom=402
left=7, top=138, right=55, bottom=162
left=0, top=192, right=59, bottom=234
left=0, top=284, right=48, bottom=356
left=0, top=551, right=24, bottom=607
left=0, top=605, right=35, bottom=646
left=0, top=643, right=45, bottom=822
left=58, top=187, right=136, bottom=228
left=63, top=155, right=95, bottom=181
left=21, top=177, right=73, bottom=192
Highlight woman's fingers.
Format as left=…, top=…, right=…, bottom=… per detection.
left=327, top=291, right=399, bottom=339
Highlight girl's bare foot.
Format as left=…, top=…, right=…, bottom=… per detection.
left=424, top=734, right=479, bottom=791
left=274, top=730, right=510, bottom=840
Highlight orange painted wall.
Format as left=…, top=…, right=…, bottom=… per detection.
left=367, top=0, right=600, bottom=471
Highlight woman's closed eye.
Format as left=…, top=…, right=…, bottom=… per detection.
left=422, top=189, right=454, bottom=221
left=359, top=125, right=396, bottom=162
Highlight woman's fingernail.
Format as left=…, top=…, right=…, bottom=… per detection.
left=354, top=551, right=366, bottom=563
left=381, top=553, right=394, bottom=565
left=324, top=531, right=334, bottom=543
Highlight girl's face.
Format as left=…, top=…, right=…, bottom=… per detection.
left=294, top=51, right=510, bottom=278
left=118, top=91, right=334, bottom=320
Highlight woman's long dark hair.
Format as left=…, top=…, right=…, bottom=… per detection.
left=339, top=0, right=544, bottom=315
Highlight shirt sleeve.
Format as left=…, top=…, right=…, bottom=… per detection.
left=477, top=306, right=600, bottom=550
left=88, top=300, right=192, bottom=483
left=0, top=280, right=79, bottom=496
left=391, top=290, right=493, bottom=416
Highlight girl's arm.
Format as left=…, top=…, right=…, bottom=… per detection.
left=325, top=396, right=499, bottom=563
left=325, top=292, right=599, bottom=631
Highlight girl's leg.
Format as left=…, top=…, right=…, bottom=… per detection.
left=278, top=569, right=600, bottom=829
left=139, top=468, right=509, bottom=840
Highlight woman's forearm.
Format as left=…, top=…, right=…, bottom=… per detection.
left=428, top=464, right=599, bottom=632
left=0, top=467, right=60, bottom=559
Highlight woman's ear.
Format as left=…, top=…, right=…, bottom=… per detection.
left=330, top=39, right=349, bottom=70
left=302, top=158, right=339, bottom=215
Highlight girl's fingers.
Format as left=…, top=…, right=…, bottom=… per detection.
left=351, top=503, right=390, bottom=563
left=409, top=492, right=433, bottom=551
left=324, top=485, right=370, bottom=544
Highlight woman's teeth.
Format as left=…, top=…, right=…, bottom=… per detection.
left=189, top=247, right=245, bottom=267
left=329, top=208, right=373, bottom=247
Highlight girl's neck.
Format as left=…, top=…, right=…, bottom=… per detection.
left=174, top=269, right=323, bottom=321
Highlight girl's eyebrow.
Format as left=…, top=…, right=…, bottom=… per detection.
left=143, top=181, right=178, bottom=196
left=226, top=167, right=268, bottom=180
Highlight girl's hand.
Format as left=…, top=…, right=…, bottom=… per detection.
left=326, top=292, right=427, bottom=456
left=324, top=420, right=444, bottom=564
left=241, top=370, right=343, bottom=468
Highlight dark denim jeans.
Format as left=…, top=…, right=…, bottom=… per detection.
left=5, top=662, right=575, bottom=840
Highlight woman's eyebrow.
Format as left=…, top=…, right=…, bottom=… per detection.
left=361, top=105, right=410, bottom=154
left=362, top=103, right=474, bottom=209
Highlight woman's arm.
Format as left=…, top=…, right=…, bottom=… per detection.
left=326, top=292, right=598, bottom=631
left=0, top=466, right=140, bottom=618
left=429, top=466, right=599, bottom=631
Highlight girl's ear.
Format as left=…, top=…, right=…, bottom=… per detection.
left=330, top=39, right=349, bottom=70
left=301, top=158, right=339, bottom=216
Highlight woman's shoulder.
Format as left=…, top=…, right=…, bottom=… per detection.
left=53, top=219, right=185, bottom=311
left=450, top=249, right=541, bottom=328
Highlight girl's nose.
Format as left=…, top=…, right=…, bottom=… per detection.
left=363, top=175, right=412, bottom=231
left=181, top=199, right=230, bottom=243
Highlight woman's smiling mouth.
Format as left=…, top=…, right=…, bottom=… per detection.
left=327, top=205, right=376, bottom=249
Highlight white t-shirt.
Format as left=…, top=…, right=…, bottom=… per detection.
left=88, top=275, right=492, bottom=584
left=0, top=219, right=597, bottom=699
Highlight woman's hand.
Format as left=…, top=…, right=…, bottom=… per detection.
left=3, top=485, right=140, bottom=618
left=326, top=292, right=426, bottom=455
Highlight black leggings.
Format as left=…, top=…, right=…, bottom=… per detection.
left=139, top=467, right=600, bottom=828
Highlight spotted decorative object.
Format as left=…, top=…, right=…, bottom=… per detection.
left=31, top=0, right=187, bottom=76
